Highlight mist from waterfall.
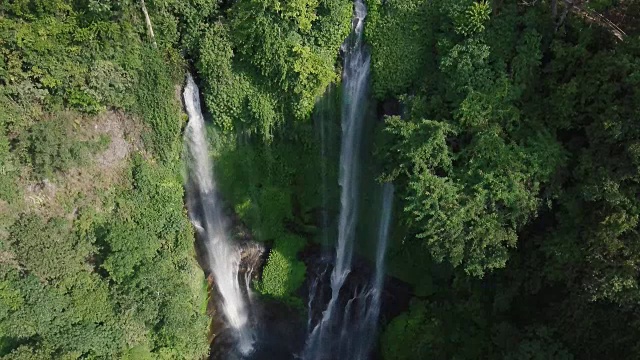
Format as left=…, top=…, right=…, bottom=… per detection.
left=372, top=184, right=394, bottom=315
left=183, top=75, right=255, bottom=355
left=303, top=1, right=372, bottom=358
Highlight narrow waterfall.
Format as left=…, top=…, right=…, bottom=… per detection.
left=183, top=75, right=255, bottom=355
left=303, top=1, right=370, bottom=358
left=320, top=105, right=330, bottom=247
left=351, top=183, right=394, bottom=360
left=333, top=0, right=369, bottom=298
left=322, top=183, right=394, bottom=360
left=372, top=184, right=394, bottom=316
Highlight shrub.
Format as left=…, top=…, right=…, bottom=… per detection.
left=0, top=122, right=19, bottom=203
left=365, top=0, right=432, bottom=98
left=134, top=46, right=183, bottom=163
left=7, top=214, right=94, bottom=283
left=259, top=234, right=307, bottom=305
left=18, top=115, right=111, bottom=179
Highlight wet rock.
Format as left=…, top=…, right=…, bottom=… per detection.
left=300, top=244, right=412, bottom=360
left=376, top=98, right=401, bottom=119
left=205, top=229, right=411, bottom=360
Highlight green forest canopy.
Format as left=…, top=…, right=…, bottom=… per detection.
left=367, top=0, right=640, bottom=358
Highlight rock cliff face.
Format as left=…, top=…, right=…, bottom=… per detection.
left=301, top=243, right=412, bottom=349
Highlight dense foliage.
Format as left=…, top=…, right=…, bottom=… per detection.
left=368, top=0, right=640, bottom=358
left=192, top=0, right=350, bottom=307
left=196, top=0, right=351, bottom=139
left=258, top=234, right=307, bottom=306
left=0, top=1, right=211, bottom=358
left=214, top=120, right=333, bottom=305
left=1, top=0, right=352, bottom=356
left=370, top=0, right=565, bottom=277
left=3, top=0, right=640, bottom=358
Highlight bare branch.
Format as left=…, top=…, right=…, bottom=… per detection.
left=573, top=5, right=627, bottom=41
left=519, top=0, right=539, bottom=6
left=555, top=0, right=627, bottom=41
left=555, top=0, right=572, bottom=31
left=140, top=0, right=157, bottom=48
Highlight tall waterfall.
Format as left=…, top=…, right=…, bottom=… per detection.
left=334, top=0, right=369, bottom=296
left=320, top=183, right=394, bottom=360
left=303, top=1, right=371, bottom=358
left=183, top=75, right=255, bottom=355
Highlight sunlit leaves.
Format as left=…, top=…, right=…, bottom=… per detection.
left=292, top=44, right=339, bottom=118
left=372, top=1, right=568, bottom=276
left=102, top=223, right=157, bottom=283
left=260, top=0, right=321, bottom=32
left=365, top=0, right=431, bottom=98
left=197, top=22, right=242, bottom=133
left=439, top=38, right=492, bottom=94
left=134, top=46, right=183, bottom=162
left=453, top=0, right=491, bottom=36
left=0, top=1, right=210, bottom=358
left=382, top=116, right=454, bottom=181
left=259, top=234, right=306, bottom=304
left=7, top=215, right=92, bottom=282
left=195, top=0, right=350, bottom=138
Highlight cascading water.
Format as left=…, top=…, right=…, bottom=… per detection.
left=333, top=0, right=369, bottom=301
left=371, top=184, right=394, bottom=323
left=303, top=1, right=371, bottom=358
left=317, top=183, right=393, bottom=360
left=183, top=75, right=255, bottom=355
left=350, top=183, right=394, bottom=360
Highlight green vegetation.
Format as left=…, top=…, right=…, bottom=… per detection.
left=191, top=1, right=351, bottom=309
left=371, top=0, right=565, bottom=277
left=19, top=115, right=109, bottom=179
left=214, top=124, right=330, bottom=305
left=188, top=0, right=350, bottom=308
left=2, top=0, right=639, bottom=358
left=134, top=46, right=184, bottom=162
left=1, top=0, right=351, bottom=356
left=0, top=1, right=210, bottom=358
left=196, top=0, right=351, bottom=139
left=368, top=0, right=640, bottom=358
left=257, top=234, right=307, bottom=306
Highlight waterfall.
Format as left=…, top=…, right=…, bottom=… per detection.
left=372, top=184, right=394, bottom=311
left=183, top=75, right=255, bottom=355
left=320, top=183, right=393, bottom=360
left=303, top=1, right=370, bottom=358
left=351, top=183, right=394, bottom=360
left=333, top=0, right=369, bottom=296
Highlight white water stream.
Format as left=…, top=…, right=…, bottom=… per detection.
left=184, top=1, right=393, bottom=358
left=183, top=75, right=255, bottom=355
left=303, top=1, right=378, bottom=358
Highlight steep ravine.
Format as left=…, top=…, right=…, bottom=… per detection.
left=182, top=1, right=413, bottom=358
